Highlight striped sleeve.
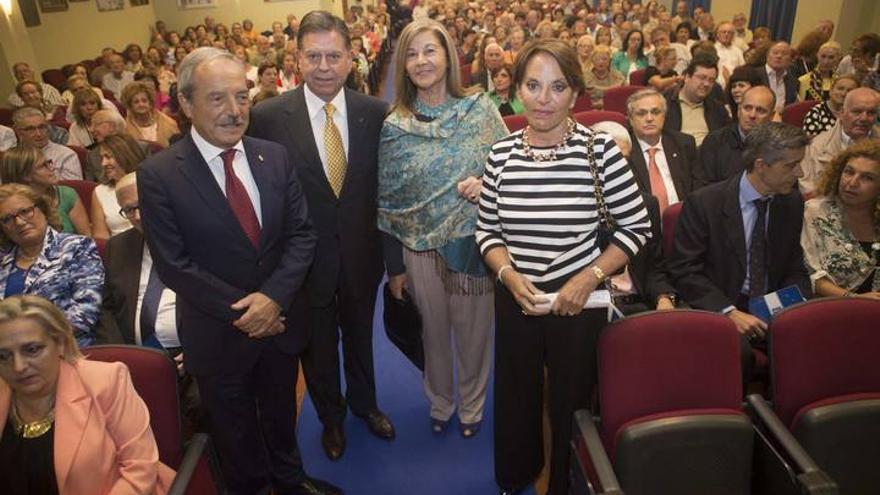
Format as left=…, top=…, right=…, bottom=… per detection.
left=475, top=133, right=518, bottom=256
left=596, top=133, right=652, bottom=258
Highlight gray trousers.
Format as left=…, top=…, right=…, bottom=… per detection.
left=404, top=248, right=494, bottom=424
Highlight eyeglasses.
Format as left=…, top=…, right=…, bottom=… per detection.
left=632, top=108, right=665, bottom=118
left=119, top=204, right=140, bottom=220
left=35, top=159, right=54, bottom=171
left=18, top=124, right=48, bottom=133
left=0, top=205, right=37, bottom=227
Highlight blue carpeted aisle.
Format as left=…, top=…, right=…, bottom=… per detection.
left=294, top=48, right=539, bottom=495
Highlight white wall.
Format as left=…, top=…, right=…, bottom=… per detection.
left=151, top=0, right=333, bottom=33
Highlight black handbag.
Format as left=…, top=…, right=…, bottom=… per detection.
left=586, top=131, right=616, bottom=250
left=382, top=282, right=424, bottom=371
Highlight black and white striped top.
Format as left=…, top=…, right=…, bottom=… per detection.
left=475, top=123, right=651, bottom=288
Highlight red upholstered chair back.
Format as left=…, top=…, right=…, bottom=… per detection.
left=0, top=107, right=13, bottom=126
left=781, top=100, right=819, bottom=127
left=603, top=85, right=646, bottom=114
left=503, top=114, right=528, bottom=132
left=84, top=345, right=183, bottom=467
left=661, top=201, right=683, bottom=257
left=460, top=64, right=472, bottom=86
left=41, top=69, right=67, bottom=92
left=770, top=298, right=880, bottom=428
left=59, top=179, right=97, bottom=217
left=598, top=310, right=742, bottom=453
left=66, top=145, right=88, bottom=177
left=629, top=69, right=647, bottom=86
left=574, top=110, right=628, bottom=127
left=572, top=93, right=593, bottom=113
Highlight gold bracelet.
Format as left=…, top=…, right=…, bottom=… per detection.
left=497, top=264, right=514, bottom=283
left=591, top=265, right=606, bottom=283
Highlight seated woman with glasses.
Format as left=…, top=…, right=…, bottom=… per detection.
left=0, top=145, right=91, bottom=236
left=91, top=134, right=145, bottom=241
left=0, top=295, right=175, bottom=494
left=0, top=184, right=103, bottom=348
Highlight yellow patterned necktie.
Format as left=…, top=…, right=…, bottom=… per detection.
left=323, top=103, right=347, bottom=197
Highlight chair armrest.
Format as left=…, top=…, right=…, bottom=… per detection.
left=746, top=394, right=838, bottom=494
left=168, top=433, right=210, bottom=495
left=571, top=409, right=624, bottom=495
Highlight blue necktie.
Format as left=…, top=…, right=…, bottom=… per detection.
left=140, top=264, right=165, bottom=350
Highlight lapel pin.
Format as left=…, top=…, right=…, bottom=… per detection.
left=258, top=154, right=264, bottom=162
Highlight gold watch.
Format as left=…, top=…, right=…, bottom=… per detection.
left=591, top=265, right=606, bottom=283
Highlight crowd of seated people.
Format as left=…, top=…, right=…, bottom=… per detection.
left=0, top=1, right=878, bottom=494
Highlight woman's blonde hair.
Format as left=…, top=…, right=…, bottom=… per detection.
left=391, top=19, right=478, bottom=116
left=820, top=140, right=880, bottom=223
left=71, top=89, right=103, bottom=126
left=0, top=183, right=62, bottom=248
left=0, top=145, right=43, bottom=185
left=0, top=295, right=82, bottom=363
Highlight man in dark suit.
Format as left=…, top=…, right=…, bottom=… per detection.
left=700, top=86, right=777, bottom=184
left=472, top=42, right=505, bottom=91
left=668, top=122, right=812, bottom=378
left=138, top=47, right=338, bottom=495
left=626, top=88, right=703, bottom=209
left=754, top=41, right=798, bottom=112
left=663, top=54, right=730, bottom=146
left=248, top=10, right=394, bottom=462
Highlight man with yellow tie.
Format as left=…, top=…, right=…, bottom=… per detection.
left=248, top=10, right=395, bottom=462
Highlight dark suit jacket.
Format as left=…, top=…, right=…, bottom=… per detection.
left=248, top=87, right=388, bottom=307
left=627, top=129, right=703, bottom=198
left=138, top=134, right=317, bottom=375
left=667, top=174, right=811, bottom=313
left=699, top=124, right=747, bottom=184
left=754, top=66, right=799, bottom=107
left=628, top=194, right=676, bottom=306
left=472, top=69, right=490, bottom=91
left=98, top=228, right=182, bottom=346
left=663, top=87, right=730, bottom=137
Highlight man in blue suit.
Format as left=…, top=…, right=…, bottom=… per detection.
left=138, top=47, right=340, bottom=495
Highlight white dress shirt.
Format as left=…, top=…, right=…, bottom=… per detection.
left=715, top=42, right=745, bottom=83
left=135, top=246, right=180, bottom=348
left=638, top=137, right=680, bottom=205
left=0, top=125, right=16, bottom=152
left=303, top=84, right=350, bottom=180
left=190, top=126, right=263, bottom=226
left=765, top=64, right=788, bottom=112
left=43, top=141, right=83, bottom=180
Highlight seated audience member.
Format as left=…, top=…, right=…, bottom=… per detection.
left=837, top=33, right=880, bottom=78
left=0, top=145, right=90, bottom=236
left=91, top=134, right=144, bottom=240
left=101, top=54, right=135, bottom=101
left=645, top=46, right=684, bottom=92
left=724, top=65, right=763, bottom=117
left=611, top=29, right=649, bottom=78
left=800, top=88, right=880, bottom=196
left=248, top=35, right=277, bottom=67
left=664, top=53, right=730, bottom=146
left=803, top=75, right=860, bottom=137
left=745, top=27, right=772, bottom=67
left=790, top=29, right=831, bottom=81
left=801, top=140, right=880, bottom=298
left=134, top=72, right=171, bottom=114
left=584, top=45, right=625, bottom=110
left=0, top=126, right=15, bottom=152
left=701, top=86, right=777, bottom=183
left=755, top=41, right=798, bottom=112
left=714, top=22, right=745, bottom=85
left=7, top=62, right=65, bottom=108
left=799, top=41, right=843, bottom=101
left=626, top=88, right=702, bottom=210
left=732, top=12, right=752, bottom=51
left=250, top=62, right=280, bottom=102
left=576, top=34, right=594, bottom=74
left=595, top=26, right=617, bottom=53
left=651, top=26, right=690, bottom=75
left=474, top=42, right=506, bottom=90
left=0, top=294, right=175, bottom=494
left=123, top=43, right=145, bottom=73
left=67, top=89, right=105, bottom=148
left=668, top=122, right=812, bottom=379
left=14, top=81, right=66, bottom=127
left=90, top=48, right=117, bottom=87
left=487, top=64, right=524, bottom=116
left=83, top=109, right=129, bottom=181
left=61, top=71, right=103, bottom=106
left=121, top=82, right=180, bottom=148
left=0, top=184, right=103, bottom=347
left=12, top=108, right=81, bottom=180
left=696, top=12, right=715, bottom=42
left=278, top=52, right=299, bottom=92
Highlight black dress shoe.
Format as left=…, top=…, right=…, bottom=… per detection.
left=321, top=424, right=346, bottom=460
left=291, top=476, right=343, bottom=495
left=361, top=410, right=396, bottom=440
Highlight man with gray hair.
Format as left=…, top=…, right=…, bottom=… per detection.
left=7, top=61, right=65, bottom=108
left=83, top=109, right=142, bottom=182
left=625, top=88, right=701, bottom=212
left=138, top=47, right=336, bottom=495
left=669, top=122, right=812, bottom=380
left=13, top=107, right=82, bottom=180
left=799, top=87, right=880, bottom=196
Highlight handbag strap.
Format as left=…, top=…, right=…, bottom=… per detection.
left=585, top=130, right=615, bottom=228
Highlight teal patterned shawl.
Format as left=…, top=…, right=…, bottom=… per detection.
left=378, top=93, right=507, bottom=273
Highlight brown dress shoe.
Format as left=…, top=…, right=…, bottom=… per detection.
left=321, top=424, right=346, bottom=460
left=361, top=410, right=396, bottom=440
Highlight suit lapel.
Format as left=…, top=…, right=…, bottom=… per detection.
left=54, top=361, right=93, bottom=493
left=243, top=137, right=276, bottom=253
left=121, top=230, right=145, bottom=344
left=722, top=178, right=747, bottom=272
left=285, top=88, right=336, bottom=200
left=662, top=134, right=687, bottom=197
left=627, top=138, right=650, bottom=193
left=342, top=89, right=368, bottom=198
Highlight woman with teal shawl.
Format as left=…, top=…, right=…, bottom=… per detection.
left=378, top=19, right=508, bottom=438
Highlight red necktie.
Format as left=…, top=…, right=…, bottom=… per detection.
left=647, top=147, right=669, bottom=212
left=220, top=149, right=261, bottom=249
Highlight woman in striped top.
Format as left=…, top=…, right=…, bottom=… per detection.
left=475, top=40, right=651, bottom=495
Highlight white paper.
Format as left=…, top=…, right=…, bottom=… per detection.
left=534, top=289, right=613, bottom=312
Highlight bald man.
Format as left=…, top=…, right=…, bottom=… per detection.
left=755, top=41, right=798, bottom=111
left=800, top=88, right=880, bottom=195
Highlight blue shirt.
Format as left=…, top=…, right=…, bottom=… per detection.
left=4, top=265, right=26, bottom=298
left=738, top=171, right=773, bottom=295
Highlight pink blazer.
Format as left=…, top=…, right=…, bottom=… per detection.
left=0, top=359, right=175, bottom=494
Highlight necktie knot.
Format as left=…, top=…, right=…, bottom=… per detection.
left=754, top=197, right=770, bottom=214
left=324, top=103, right=336, bottom=119
left=647, top=147, right=658, bottom=159
left=221, top=149, right=236, bottom=172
